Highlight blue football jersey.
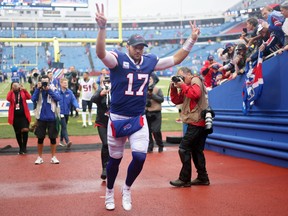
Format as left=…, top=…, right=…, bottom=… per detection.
left=109, top=50, right=159, bottom=117
left=11, top=71, right=20, bottom=83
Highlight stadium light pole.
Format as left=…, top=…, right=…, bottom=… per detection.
left=118, top=0, right=123, bottom=42
left=53, top=37, right=60, bottom=62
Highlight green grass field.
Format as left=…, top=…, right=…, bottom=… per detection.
left=0, top=113, right=181, bottom=139
left=0, top=77, right=179, bottom=139
left=0, top=77, right=172, bottom=100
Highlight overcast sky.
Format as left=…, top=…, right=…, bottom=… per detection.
left=89, top=0, right=241, bottom=18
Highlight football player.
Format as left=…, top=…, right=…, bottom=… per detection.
left=95, top=3, right=200, bottom=211
left=78, top=72, right=97, bottom=127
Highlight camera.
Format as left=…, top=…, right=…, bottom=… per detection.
left=41, top=81, right=48, bottom=88
left=103, top=76, right=111, bottom=90
left=171, top=75, right=184, bottom=83
left=148, top=85, right=154, bottom=92
left=243, top=28, right=248, bottom=34
left=33, top=72, right=39, bottom=78
left=222, top=47, right=229, bottom=55
left=103, top=76, right=110, bottom=83
left=71, top=72, right=77, bottom=78
left=146, top=99, right=152, bottom=107
left=201, top=106, right=215, bottom=134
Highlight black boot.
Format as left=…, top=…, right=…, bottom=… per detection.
left=101, top=168, right=107, bottom=180
left=15, top=132, right=24, bottom=154
left=170, top=179, right=191, bottom=187
left=22, top=132, right=28, bottom=153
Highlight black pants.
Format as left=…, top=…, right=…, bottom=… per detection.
left=97, top=126, right=109, bottom=169
left=70, top=94, right=79, bottom=116
left=13, top=115, right=29, bottom=153
left=146, top=111, right=164, bottom=150
left=178, top=124, right=209, bottom=182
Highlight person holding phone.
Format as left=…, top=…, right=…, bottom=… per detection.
left=7, top=82, right=31, bottom=155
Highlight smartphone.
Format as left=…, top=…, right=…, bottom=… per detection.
left=243, top=28, right=248, bottom=33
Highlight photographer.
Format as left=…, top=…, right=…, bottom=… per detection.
left=146, top=76, right=164, bottom=153
left=219, top=43, right=249, bottom=79
left=169, top=68, right=210, bottom=187
left=218, top=43, right=236, bottom=67
left=68, top=69, right=80, bottom=117
left=28, top=68, right=40, bottom=110
left=32, top=75, right=61, bottom=165
left=91, top=75, right=111, bottom=180
left=200, top=55, right=219, bottom=89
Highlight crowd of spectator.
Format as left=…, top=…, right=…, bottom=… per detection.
left=201, top=1, right=288, bottom=90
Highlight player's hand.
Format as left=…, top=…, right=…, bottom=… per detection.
left=190, top=20, right=200, bottom=41
left=76, top=108, right=80, bottom=112
left=95, top=3, right=107, bottom=29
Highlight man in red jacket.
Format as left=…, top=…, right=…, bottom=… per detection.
left=169, top=68, right=210, bottom=187
left=7, top=82, right=31, bottom=154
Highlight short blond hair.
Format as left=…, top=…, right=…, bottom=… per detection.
left=60, top=78, right=68, bottom=83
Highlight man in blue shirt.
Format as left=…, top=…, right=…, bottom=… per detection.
left=32, top=75, right=61, bottom=165
left=58, top=78, right=80, bottom=148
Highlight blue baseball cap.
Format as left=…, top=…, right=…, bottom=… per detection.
left=127, top=34, right=148, bottom=47
left=212, top=64, right=220, bottom=70
left=207, top=55, right=214, bottom=61
left=225, top=43, right=234, bottom=49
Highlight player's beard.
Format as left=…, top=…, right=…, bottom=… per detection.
left=132, top=54, right=141, bottom=64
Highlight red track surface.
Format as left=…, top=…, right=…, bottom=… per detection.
left=1, top=133, right=288, bottom=216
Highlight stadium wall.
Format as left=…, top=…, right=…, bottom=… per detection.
left=206, top=52, right=288, bottom=168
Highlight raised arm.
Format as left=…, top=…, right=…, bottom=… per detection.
left=95, top=3, right=117, bottom=69
left=155, top=21, right=200, bottom=71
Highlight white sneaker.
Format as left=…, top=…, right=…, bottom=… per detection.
left=82, top=124, right=87, bottom=128
left=88, top=121, right=93, bottom=126
left=122, top=187, right=132, bottom=211
left=59, top=141, right=67, bottom=147
left=51, top=156, right=60, bottom=164
left=35, top=156, right=44, bottom=165
left=105, top=189, right=115, bottom=211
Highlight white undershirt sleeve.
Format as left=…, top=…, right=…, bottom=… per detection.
left=101, top=50, right=118, bottom=69
left=154, top=56, right=175, bottom=71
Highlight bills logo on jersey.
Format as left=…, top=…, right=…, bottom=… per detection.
left=123, top=123, right=132, bottom=131
left=123, top=61, right=130, bottom=69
